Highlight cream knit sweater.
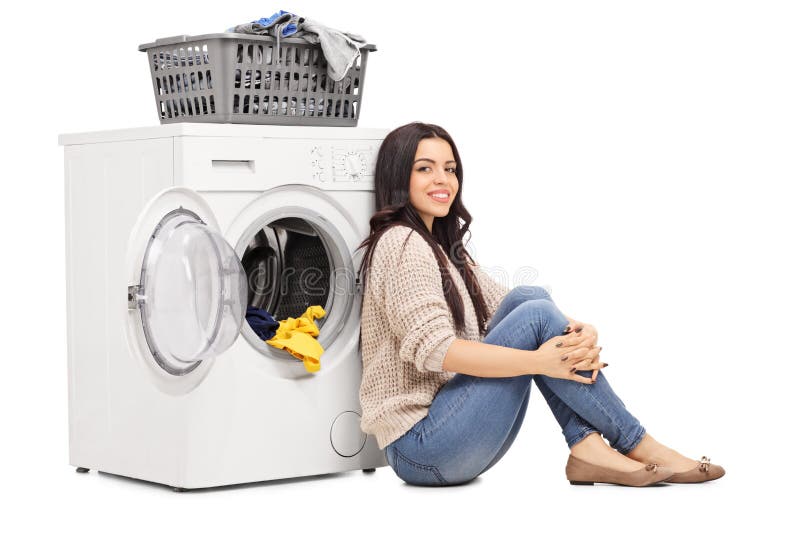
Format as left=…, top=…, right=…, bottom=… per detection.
left=358, top=225, right=511, bottom=450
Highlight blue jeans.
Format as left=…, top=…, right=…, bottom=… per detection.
left=384, top=285, right=647, bottom=486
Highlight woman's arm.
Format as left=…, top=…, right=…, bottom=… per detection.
left=441, top=338, right=536, bottom=377
left=441, top=337, right=600, bottom=383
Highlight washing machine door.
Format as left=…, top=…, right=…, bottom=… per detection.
left=128, top=187, right=247, bottom=375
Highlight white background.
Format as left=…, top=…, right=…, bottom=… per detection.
left=1, top=0, right=796, bottom=531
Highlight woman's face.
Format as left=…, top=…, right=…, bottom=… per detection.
left=408, top=137, right=459, bottom=233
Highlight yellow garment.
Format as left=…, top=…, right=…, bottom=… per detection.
left=266, top=305, right=327, bottom=373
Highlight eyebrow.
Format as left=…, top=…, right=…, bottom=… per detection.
left=413, top=158, right=457, bottom=165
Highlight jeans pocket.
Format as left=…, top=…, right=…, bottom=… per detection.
left=388, top=446, right=448, bottom=486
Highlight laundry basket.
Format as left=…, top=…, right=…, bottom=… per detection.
left=138, top=33, right=377, bottom=126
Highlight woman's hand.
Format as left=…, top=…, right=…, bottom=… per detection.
left=532, top=332, right=605, bottom=384
left=566, top=320, right=602, bottom=381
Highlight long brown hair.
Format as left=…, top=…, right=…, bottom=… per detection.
left=356, top=122, right=491, bottom=336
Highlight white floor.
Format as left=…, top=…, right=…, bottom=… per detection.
left=7, top=395, right=787, bottom=534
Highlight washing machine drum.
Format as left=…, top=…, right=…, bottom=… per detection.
left=241, top=216, right=331, bottom=320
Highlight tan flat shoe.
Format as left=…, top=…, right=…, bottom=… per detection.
left=566, top=455, right=673, bottom=487
left=663, top=456, right=726, bottom=483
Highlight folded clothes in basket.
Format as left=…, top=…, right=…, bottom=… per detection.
left=226, top=10, right=367, bottom=82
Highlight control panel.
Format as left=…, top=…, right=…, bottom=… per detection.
left=310, top=144, right=377, bottom=184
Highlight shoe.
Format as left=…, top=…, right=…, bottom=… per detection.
left=663, top=456, right=726, bottom=483
left=565, top=455, right=673, bottom=487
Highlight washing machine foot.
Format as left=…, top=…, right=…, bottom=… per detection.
left=76, top=467, right=90, bottom=473
left=362, top=468, right=376, bottom=473
left=172, top=486, right=188, bottom=492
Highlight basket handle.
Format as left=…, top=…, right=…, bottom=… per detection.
left=154, top=35, right=192, bottom=46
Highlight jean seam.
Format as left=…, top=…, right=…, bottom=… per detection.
left=617, top=425, right=647, bottom=455
left=393, top=447, right=448, bottom=485
left=538, top=300, right=562, bottom=346
left=489, top=286, right=552, bottom=336
left=566, top=428, right=599, bottom=449
left=577, top=377, right=641, bottom=453
left=408, top=418, right=424, bottom=436
left=415, top=378, right=476, bottom=437
left=477, top=382, right=532, bottom=476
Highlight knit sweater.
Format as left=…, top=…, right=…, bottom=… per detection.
left=358, top=225, right=511, bottom=450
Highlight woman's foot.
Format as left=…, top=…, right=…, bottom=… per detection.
left=624, top=433, right=704, bottom=472
left=570, top=432, right=651, bottom=472
left=565, top=454, right=672, bottom=486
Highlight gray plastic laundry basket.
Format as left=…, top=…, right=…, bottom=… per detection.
left=138, top=33, right=377, bottom=126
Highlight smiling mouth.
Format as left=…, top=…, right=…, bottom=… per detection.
left=428, top=192, right=450, bottom=203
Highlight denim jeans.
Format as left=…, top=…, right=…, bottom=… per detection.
left=384, top=285, right=647, bottom=486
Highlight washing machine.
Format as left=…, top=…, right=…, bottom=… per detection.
left=58, top=123, right=390, bottom=490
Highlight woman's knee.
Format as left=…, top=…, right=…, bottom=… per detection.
left=509, top=285, right=553, bottom=302
left=514, top=286, right=553, bottom=302
left=516, top=298, right=567, bottom=339
left=485, top=297, right=564, bottom=348
left=516, top=296, right=558, bottom=318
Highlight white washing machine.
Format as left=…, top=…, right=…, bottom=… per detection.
left=58, top=123, right=390, bottom=490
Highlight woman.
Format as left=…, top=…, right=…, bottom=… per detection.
left=356, top=122, right=725, bottom=487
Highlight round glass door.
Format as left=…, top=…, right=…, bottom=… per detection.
left=134, top=208, right=247, bottom=375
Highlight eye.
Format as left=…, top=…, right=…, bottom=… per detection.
left=446, top=167, right=457, bottom=174
left=417, top=166, right=430, bottom=172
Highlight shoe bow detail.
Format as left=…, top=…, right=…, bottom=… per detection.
left=645, top=463, right=659, bottom=472
left=698, top=456, right=711, bottom=472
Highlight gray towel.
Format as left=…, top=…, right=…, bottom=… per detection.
left=230, top=15, right=367, bottom=82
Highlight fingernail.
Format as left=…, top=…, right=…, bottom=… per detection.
left=561, top=355, right=568, bottom=361
left=575, top=327, right=583, bottom=333
left=562, top=327, right=572, bottom=334
left=556, top=342, right=563, bottom=347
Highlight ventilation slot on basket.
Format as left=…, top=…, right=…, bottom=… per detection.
left=150, top=44, right=215, bottom=119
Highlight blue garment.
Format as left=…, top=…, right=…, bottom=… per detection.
left=253, top=11, right=295, bottom=33
left=246, top=306, right=280, bottom=341
left=228, top=10, right=299, bottom=37
left=226, top=11, right=368, bottom=82
left=384, top=285, right=647, bottom=486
